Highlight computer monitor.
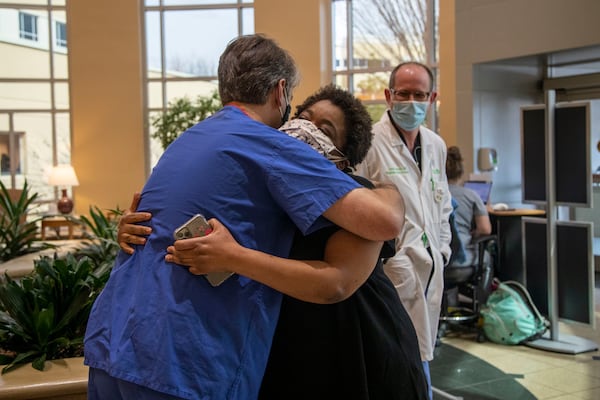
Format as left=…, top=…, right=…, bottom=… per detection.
left=520, top=103, right=591, bottom=207
left=463, top=180, right=493, bottom=205
left=522, top=218, right=595, bottom=326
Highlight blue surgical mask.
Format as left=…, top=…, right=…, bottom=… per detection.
left=390, top=101, right=429, bottom=131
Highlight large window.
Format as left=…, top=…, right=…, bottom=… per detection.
left=0, top=0, right=69, bottom=207
left=332, top=0, right=439, bottom=128
left=143, top=0, right=254, bottom=169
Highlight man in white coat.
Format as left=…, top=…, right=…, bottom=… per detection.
left=355, top=61, right=452, bottom=399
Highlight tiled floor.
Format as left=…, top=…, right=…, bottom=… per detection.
left=430, top=273, right=600, bottom=400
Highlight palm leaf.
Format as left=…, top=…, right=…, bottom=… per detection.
left=1, top=350, right=40, bottom=374
left=0, top=180, right=51, bottom=261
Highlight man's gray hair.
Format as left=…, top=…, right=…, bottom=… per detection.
left=218, top=34, right=300, bottom=105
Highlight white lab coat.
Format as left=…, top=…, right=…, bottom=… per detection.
left=355, top=111, right=452, bottom=362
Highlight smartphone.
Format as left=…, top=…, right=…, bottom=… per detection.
left=173, top=214, right=233, bottom=287
left=174, top=214, right=213, bottom=240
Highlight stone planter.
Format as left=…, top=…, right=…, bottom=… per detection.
left=0, top=243, right=89, bottom=400
left=0, top=241, right=81, bottom=279
left=0, top=357, right=87, bottom=400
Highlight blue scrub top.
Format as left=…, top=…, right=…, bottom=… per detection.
left=84, top=106, right=360, bottom=400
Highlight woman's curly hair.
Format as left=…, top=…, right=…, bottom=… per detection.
left=293, top=84, right=372, bottom=167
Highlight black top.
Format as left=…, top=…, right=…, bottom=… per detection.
left=259, top=175, right=428, bottom=400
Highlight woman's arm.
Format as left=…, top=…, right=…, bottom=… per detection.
left=166, top=219, right=383, bottom=304
left=472, top=214, right=492, bottom=237
left=117, top=192, right=152, bottom=254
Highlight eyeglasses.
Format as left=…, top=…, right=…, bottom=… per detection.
left=389, top=89, right=430, bottom=102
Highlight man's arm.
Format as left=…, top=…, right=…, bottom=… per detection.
left=322, top=183, right=405, bottom=241
left=438, top=148, right=453, bottom=263
left=117, top=193, right=384, bottom=304
left=439, top=192, right=453, bottom=264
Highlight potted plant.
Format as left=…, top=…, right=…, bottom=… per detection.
left=151, top=91, right=221, bottom=150
left=0, top=205, right=120, bottom=374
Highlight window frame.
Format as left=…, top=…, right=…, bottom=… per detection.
left=1, top=2, right=69, bottom=200
left=55, top=20, right=66, bottom=48
left=331, top=0, right=439, bottom=130
left=19, top=11, right=39, bottom=41
left=141, top=0, right=254, bottom=174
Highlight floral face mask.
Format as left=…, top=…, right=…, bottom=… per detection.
left=279, top=119, right=347, bottom=164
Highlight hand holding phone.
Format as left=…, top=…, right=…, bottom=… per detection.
left=173, top=214, right=233, bottom=287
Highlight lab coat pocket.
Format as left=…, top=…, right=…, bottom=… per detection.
left=405, top=246, right=434, bottom=296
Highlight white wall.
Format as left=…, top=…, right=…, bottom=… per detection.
left=445, top=0, right=600, bottom=207
left=472, top=58, right=544, bottom=205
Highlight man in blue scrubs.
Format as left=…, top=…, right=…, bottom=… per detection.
left=84, top=34, right=406, bottom=400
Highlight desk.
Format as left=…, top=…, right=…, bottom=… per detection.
left=489, top=208, right=545, bottom=283
left=41, top=216, right=77, bottom=240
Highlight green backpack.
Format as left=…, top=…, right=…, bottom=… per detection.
left=481, top=279, right=550, bottom=345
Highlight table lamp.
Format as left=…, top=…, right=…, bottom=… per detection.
left=48, top=164, right=79, bottom=214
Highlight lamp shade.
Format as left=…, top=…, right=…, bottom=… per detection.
left=48, top=164, right=79, bottom=187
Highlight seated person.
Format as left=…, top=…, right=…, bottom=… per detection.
left=446, top=146, right=492, bottom=266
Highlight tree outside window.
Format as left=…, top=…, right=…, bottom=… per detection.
left=332, top=0, right=438, bottom=128
left=143, top=1, right=254, bottom=170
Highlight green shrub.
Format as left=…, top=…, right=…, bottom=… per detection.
left=0, top=180, right=50, bottom=262
left=0, top=205, right=121, bottom=373
left=75, top=205, right=121, bottom=272
left=0, top=253, right=111, bottom=373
